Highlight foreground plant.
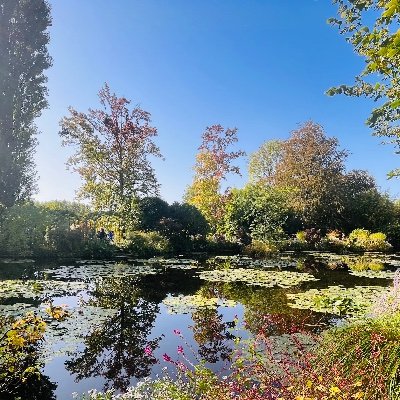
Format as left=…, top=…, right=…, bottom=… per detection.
left=0, top=312, right=56, bottom=399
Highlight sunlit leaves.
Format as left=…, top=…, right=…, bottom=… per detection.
left=185, top=125, right=245, bottom=234
left=329, top=0, right=400, bottom=173
left=287, top=285, right=389, bottom=316
left=60, top=84, right=162, bottom=233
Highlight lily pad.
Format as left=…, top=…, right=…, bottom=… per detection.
left=0, top=279, right=88, bottom=301
left=198, top=268, right=318, bottom=288
left=287, top=285, right=389, bottom=316
left=42, top=262, right=159, bottom=281
left=163, top=294, right=237, bottom=314
left=349, top=270, right=396, bottom=279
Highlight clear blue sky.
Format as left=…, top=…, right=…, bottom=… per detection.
left=34, top=0, right=400, bottom=204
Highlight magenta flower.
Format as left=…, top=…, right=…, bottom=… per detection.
left=173, top=329, right=181, bottom=336
left=177, top=345, right=184, bottom=354
left=144, top=346, right=152, bottom=356
left=163, top=353, right=172, bottom=362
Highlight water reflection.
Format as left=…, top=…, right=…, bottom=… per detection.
left=1, top=370, right=57, bottom=400
left=191, top=307, right=235, bottom=363
left=65, top=276, right=162, bottom=391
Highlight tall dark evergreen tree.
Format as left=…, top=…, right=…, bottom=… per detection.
left=0, top=0, right=52, bottom=207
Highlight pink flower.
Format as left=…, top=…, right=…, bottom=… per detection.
left=163, top=353, right=172, bottom=362
left=173, top=329, right=181, bottom=336
left=177, top=345, right=184, bottom=354
left=176, top=361, right=187, bottom=371
left=144, top=346, right=152, bottom=356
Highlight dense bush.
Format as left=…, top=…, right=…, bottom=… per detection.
left=223, top=184, right=291, bottom=244
left=316, top=313, right=400, bottom=398
left=347, top=228, right=392, bottom=252
left=0, top=202, right=116, bottom=259
left=243, top=240, right=280, bottom=257
left=123, top=231, right=171, bottom=258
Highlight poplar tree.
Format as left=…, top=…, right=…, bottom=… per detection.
left=0, top=0, right=52, bottom=207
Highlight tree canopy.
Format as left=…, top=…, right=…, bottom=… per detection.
left=0, top=0, right=52, bottom=207
left=328, top=0, right=400, bottom=176
left=60, top=84, right=162, bottom=232
left=185, top=125, right=245, bottom=234
left=274, top=121, right=348, bottom=228
left=248, top=140, right=283, bottom=184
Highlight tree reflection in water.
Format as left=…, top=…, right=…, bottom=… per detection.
left=65, top=276, right=162, bottom=391
left=191, top=285, right=236, bottom=363
left=1, top=371, right=57, bottom=400
left=191, top=308, right=236, bottom=363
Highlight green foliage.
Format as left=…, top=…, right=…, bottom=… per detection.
left=274, top=121, right=348, bottom=229
left=340, top=172, right=395, bottom=233
left=243, top=240, right=280, bottom=257
left=0, top=0, right=52, bottom=207
left=0, top=201, right=115, bottom=259
left=248, top=139, right=283, bottom=184
left=317, top=312, right=400, bottom=398
left=138, top=198, right=209, bottom=253
left=223, top=184, right=291, bottom=244
left=296, top=231, right=307, bottom=243
left=329, top=0, right=400, bottom=172
left=138, top=197, right=170, bottom=232
left=123, top=231, right=171, bottom=258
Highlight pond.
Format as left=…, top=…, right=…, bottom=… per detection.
left=1, top=251, right=399, bottom=399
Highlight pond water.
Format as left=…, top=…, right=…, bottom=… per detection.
left=1, top=252, right=399, bottom=399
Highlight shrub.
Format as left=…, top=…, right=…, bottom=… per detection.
left=295, top=230, right=306, bottom=242
left=124, top=231, right=171, bottom=258
left=347, top=228, right=392, bottom=251
left=243, top=240, right=279, bottom=257
left=315, top=313, right=400, bottom=399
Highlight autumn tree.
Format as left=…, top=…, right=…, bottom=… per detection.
left=0, top=0, right=52, bottom=207
left=185, top=125, right=245, bottom=234
left=60, top=84, right=162, bottom=233
left=274, top=121, right=348, bottom=229
left=328, top=0, right=400, bottom=176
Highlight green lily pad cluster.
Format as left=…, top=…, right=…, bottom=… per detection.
left=287, top=285, right=389, bottom=316
left=42, top=262, right=159, bottom=281
left=40, top=305, right=118, bottom=361
left=210, top=255, right=295, bottom=269
left=198, top=268, right=318, bottom=288
left=163, top=294, right=237, bottom=314
left=0, top=279, right=88, bottom=300
left=349, top=269, right=396, bottom=279
left=127, top=258, right=199, bottom=270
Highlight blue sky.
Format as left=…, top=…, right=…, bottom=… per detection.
left=35, top=0, right=400, bottom=204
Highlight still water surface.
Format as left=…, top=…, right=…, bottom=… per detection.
left=0, top=252, right=397, bottom=399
